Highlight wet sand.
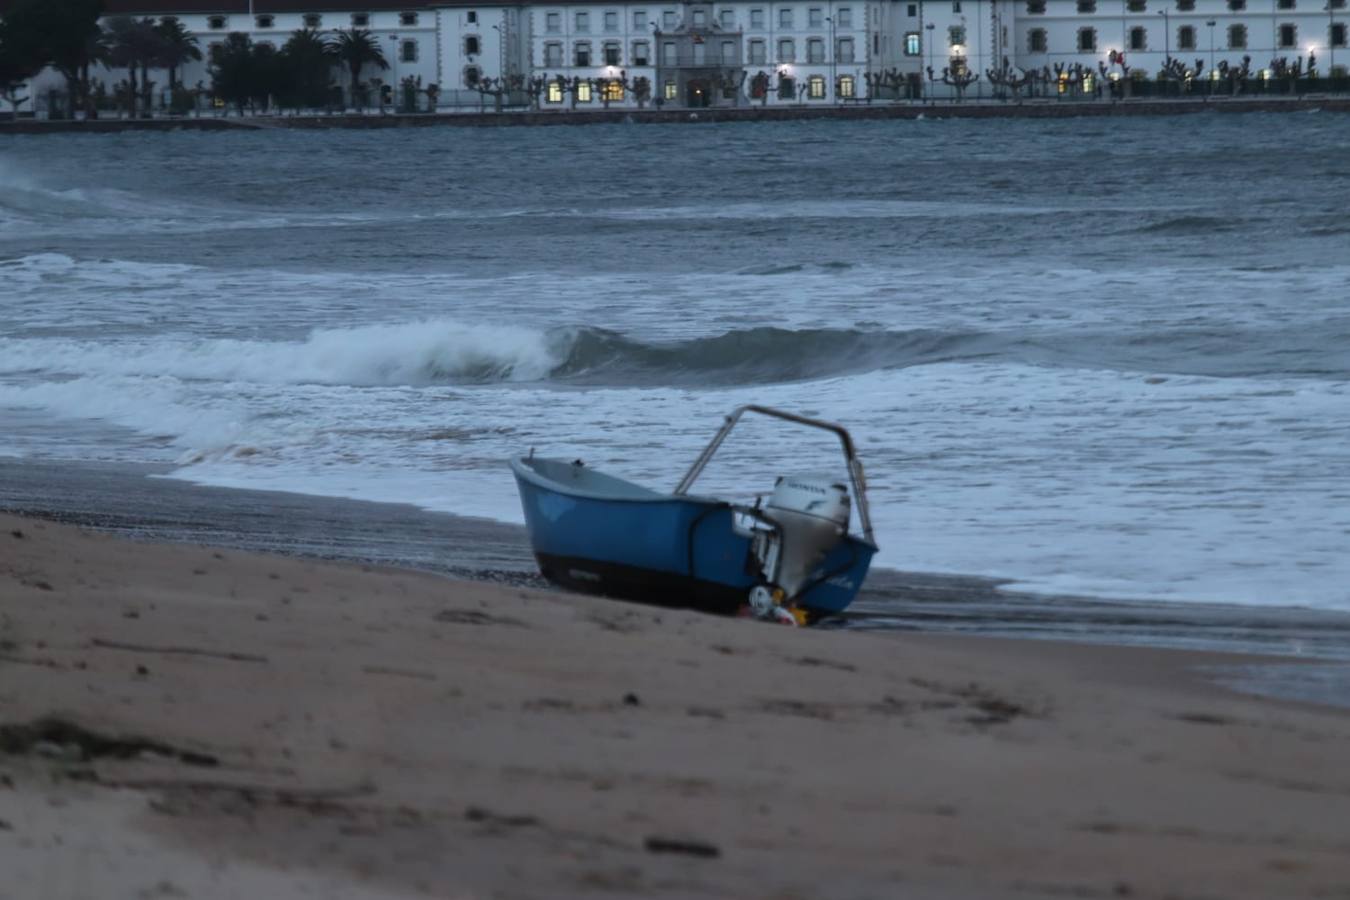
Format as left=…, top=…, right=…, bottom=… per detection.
left=3, top=511, right=1350, bottom=899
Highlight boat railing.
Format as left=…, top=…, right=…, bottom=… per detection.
left=672, top=404, right=875, bottom=545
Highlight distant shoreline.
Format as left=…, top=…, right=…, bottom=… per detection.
left=4, top=93, right=1349, bottom=132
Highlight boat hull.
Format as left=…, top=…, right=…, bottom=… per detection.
left=511, top=457, right=875, bottom=619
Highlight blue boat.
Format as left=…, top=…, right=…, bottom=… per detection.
left=510, top=405, right=878, bottom=625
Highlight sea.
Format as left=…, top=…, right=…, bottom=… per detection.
left=2, top=112, right=1349, bottom=616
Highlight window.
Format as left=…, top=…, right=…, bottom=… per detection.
left=603, top=80, right=624, bottom=100
left=809, top=7, right=824, bottom=26
left=546, top=12, right=560, bottom=33
left=1028, top=27, right=1047, bottom=51
left=208, top=15, right=227, bottom=29
left=1129, top=26, right=1146, bottom=49
left=779, top=8, right=793, bottom=27
left=1333, top=22, right=1348, bottom=47
left=1279, top=23, right=1297, bottom=47
left=778, top=38, right=795, bottom=60
left=634, top=10, right=648, bottom=28
left=351, top=13, right=368, bottom=27
left=1026, top=0, right=1045, bottom=11
left=1228, top=23, right=1246, bottom=47
left=663, top=40, right=676, bottom=63
left=575, top=42, right=591, bottom=65
left=547, top=81, right=563, bottom=102
left=256, top=15, right=274, bottom=28
left=633, top=41, right=650, bottom=64
left=576, top=12, right=590, bottom=31
left=778, top=74, right=795, bottom=98
left=838, top=74, right=855, bottom=97
left=663, top=9, right=678, bottom=27
left=749, top=38, right=767, bottom=62
left=465, top=35, right=480, bottom=55
left=604, top=41, right=621, bottom=64
left=1277, top=0, right=1295, bottom=8
left=908, top=3, right=918, bottom=15
left=750, top=7, right=765, bottom=27
left=953, top=0, right=962, bottom=9
left=604, top=10, right=619, bottom=30
left=949, top=25, right=965, bottom=45
left=1077, top=0, right=1095, bottom=11
left=577, top=81, right=592, bottom=102
left=693, top=40, right=706, bottom=62
left=838, top=8, right=853, bottom=27
left=401, top=40, right=417, bottom=62
left=1078, top=27, right=1096, bottom=50
left=400, top=12, right=418, bottom=26
left=468, top=11, right=478, bottom=23
left=837, top=37, right=854, bottom=61
left=1127, top=0, right=1146, bottom=9
left=1175, top=0, right=1195, bottom=9
left=905, top=32, right=921, bottom=54
left=1332, top=0, right=1347, bottom=8
left=808, top=74, right=826, bottom=97
left=721, top=39, right=736, bottom=61
left=304, top=13, right=321, bottom=27
left=544, top=42, right=563, bottom=66
left=807, top=37, right=825, bottom=61
left=1178, top=25, right=1195, bottom=48
left=664, top=80, right=678, bottom=99
left=1227, top=0, right=1244, bottom=9
left=720, top=9, right=735, bottom=27
left=692, top=8, right=707, bottom=25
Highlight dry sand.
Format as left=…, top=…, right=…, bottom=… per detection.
left=2, top=511, right=1349, bottom=900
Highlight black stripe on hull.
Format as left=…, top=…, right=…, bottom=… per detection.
left=534, top=553, right=750, bottom=616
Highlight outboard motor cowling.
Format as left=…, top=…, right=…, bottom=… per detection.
left=763, top=475, right=851, bottom=599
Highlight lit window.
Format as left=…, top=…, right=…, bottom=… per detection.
left=1077, top=27, right=1096, bottom=50
left=208, top=15, right=227, bottom=29
left=749, top=39, right=766, bottom=63
left=1028, top=28, right=1047, bottom=51
left=351, top=13, right=368, bottom=27
left=837, top=37, right=854, bottom=61
left=807, top=38, right=824, bottom=62
left=838, top=7, right=853, bottom=27
left=546, top=12, right=560, bottom=33
left=256, top=15, right=274, bottom=28
left=400, top=12, right=418, bottom=26
left=809, top=7, right=824, bottom=26
left=604, top=10, right=619, bottom=30
left=750, top=8, right=765, bottom=28
left=905, top=32, right=921, bottom=55
left=576, top=12, right=590, bottom=31
left=664, top=80, right=677, bottom=99
left=401, top=40, right=417, bottom=62
left=838, top=74, right=855, bottom=97
left=304, top=13, right=321, bottom=27
left=1228, top=23, right=1246, bottom=47
left=808, top=74, right=825, bottom=97
left=547, top=81, right=563, bottom=102
left=603, top=80, right=624, bottom=100
left=778, top=38, right=795, bottom=61
left=577, top=81, right=593, bottom=101
left=779, top=8, right=793, bottom=27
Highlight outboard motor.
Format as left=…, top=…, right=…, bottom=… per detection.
left=745, top=475, right=850, bottom=623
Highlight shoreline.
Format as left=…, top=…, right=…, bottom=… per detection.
left=3, top=455, right=1350, bottom=664
left=3, top=93, right=1349, bottom=133
left=3, top=510, right=1350, bottom=898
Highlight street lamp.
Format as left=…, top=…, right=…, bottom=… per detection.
left=925, top=22, right=936, bottom=103
left=1327, top=3, right=1337, bottom=78
left=1206, top=19, right=1216, bottom=76
left=1158, top=8, right=1169, bottom=62
left=825, top=15, right=836, bottom=103
left=388, top=34, right=399, bottom=112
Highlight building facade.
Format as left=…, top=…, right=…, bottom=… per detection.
left=6, top=0, right=1347, bottom=110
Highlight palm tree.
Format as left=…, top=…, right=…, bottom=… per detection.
left=279, top=27, right=334, bottom=111
left=155, top=17, right=201, bottom=92
left=330, top=27, right=387, bottom=108
left=106, top=16, right=163, bottom=117
left=0, top=0, right=105, bottom=118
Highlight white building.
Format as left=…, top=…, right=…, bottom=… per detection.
left=6, top=0, right=1347, bottom=110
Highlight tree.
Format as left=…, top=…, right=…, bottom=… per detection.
left=278, top=27, right=334, bottom=110
left=155, top=17, right=201, bottom=93
left=0, top=0, right=105, bottom=118
left=106, top=16, right=163, bottom=117
left=0, top=14, right=46, bottom=116
left=330, top=27, right=387, bottom=108
left=209, top=31, right=256, bottom=114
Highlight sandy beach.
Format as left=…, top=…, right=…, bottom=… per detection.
left=3, top=511, right=1350, bottom=899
